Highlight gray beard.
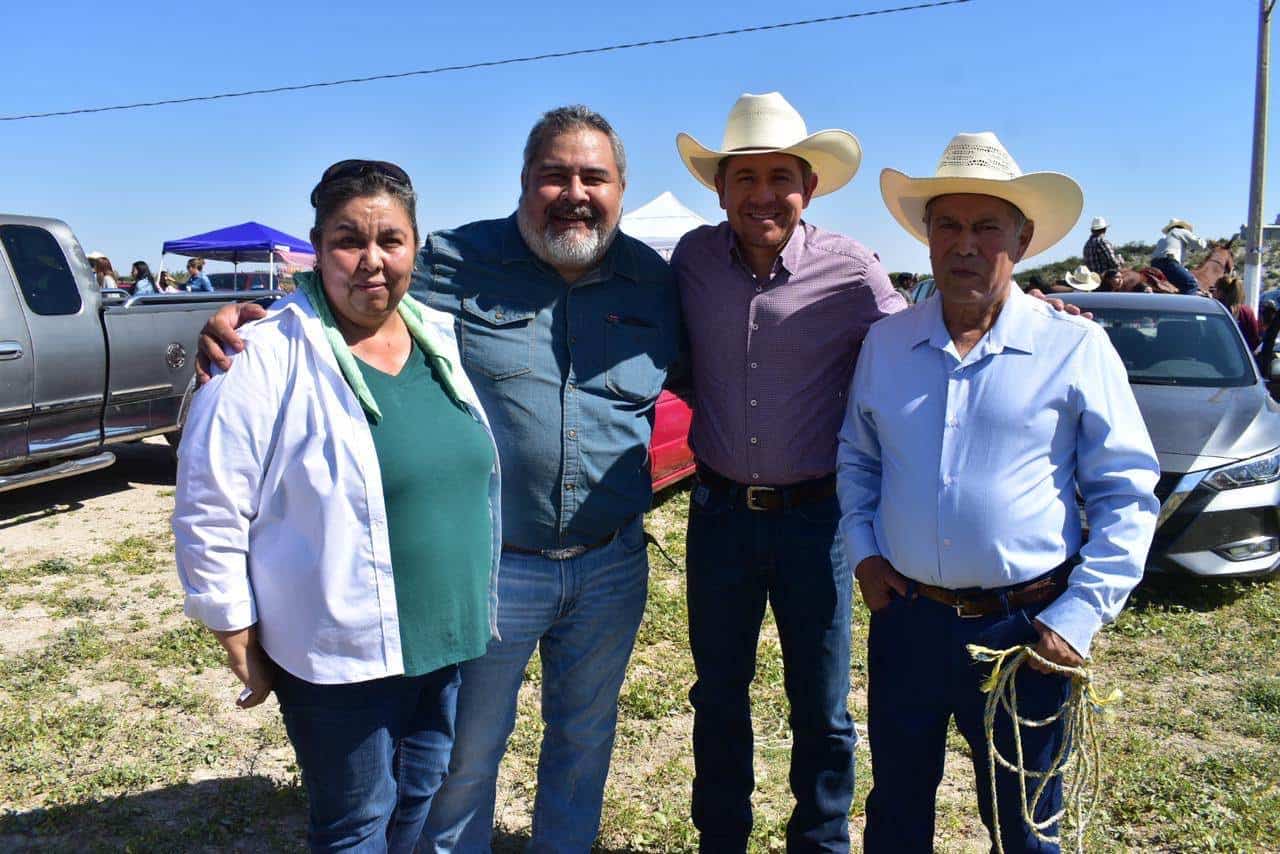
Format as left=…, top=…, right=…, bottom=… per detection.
left=517, top=207, right=617, bottom=272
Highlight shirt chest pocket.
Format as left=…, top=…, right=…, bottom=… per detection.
left=605, top=315, right=666, bottom=404
left=459, top=297, right=537, bottom=381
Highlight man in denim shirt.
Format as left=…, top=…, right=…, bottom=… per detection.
left=418, top=106, right=682, bottom=852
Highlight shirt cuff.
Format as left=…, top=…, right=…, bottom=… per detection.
left=1034, top=590, right=1104, bottom=659
left=843, top=522, right=882, bottom=575
left=184, top=593, right=258, bottom=633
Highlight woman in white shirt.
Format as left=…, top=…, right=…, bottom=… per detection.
left=173, top=160, right=501, bottom=853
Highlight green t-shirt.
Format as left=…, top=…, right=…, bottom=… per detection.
left=357, top=341, right=494, bottom=677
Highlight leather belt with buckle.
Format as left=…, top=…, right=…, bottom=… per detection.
left=696, top=464, right=837, bottom=512
left=914, top=570, right=1068, bottom=619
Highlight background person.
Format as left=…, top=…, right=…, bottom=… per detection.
left=1151, top=218, right=1207, bottom=295
left=173, top=160, right=501, bottom=853
left=130, top=261, right=156, bottom=294
left=1082, top=215, right=1123, bottom=275
left=87, top=252, right=119, bottom=289
left=842, top=131, right=1159, bottom=853
left=186, top=257, right=214, bottom=291
left=1213, top=273, right=1261, bottom=353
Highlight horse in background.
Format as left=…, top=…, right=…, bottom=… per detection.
left=1193, top=241, right=1236, bottom=294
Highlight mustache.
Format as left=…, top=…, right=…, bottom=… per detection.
left=548, top=202, right=600, bottom=224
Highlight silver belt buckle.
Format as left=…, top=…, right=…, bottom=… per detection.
left=745, top=486, right=774, bottom=511
left=953, top=599, right=985, bottom=619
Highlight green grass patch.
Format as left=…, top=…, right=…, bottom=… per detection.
left=141, top=621, right=226, bottom=670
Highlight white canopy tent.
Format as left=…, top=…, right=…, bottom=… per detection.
left=620, top=191, right=711, bottom=259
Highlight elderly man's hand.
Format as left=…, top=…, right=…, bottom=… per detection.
left=196, top=302, right=268, bottom=384
left=213, top=626, right=274, bottom=708
left=854, top=556, right=909, bottom=613
left=1026, top=288, right=1093, bottom=320
left=1029, top=619, right=1084, bottom=675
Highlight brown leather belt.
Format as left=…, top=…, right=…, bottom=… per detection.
left=914, top=571, right=1069, bottom=619
left=695, top=464, right=836, bottom=512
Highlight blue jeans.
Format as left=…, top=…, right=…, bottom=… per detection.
left=274, top=664, right=462, bottom=854
left=685, top=483, right=855, bottom=852
left=1151, top=255, right=1200, bottom=294
left=863, top=594, right=1070, bottom=854
left=422, top=516, right=649, bottom=853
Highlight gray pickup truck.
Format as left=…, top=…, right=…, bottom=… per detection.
left=0, top=215, right=280, bottom=493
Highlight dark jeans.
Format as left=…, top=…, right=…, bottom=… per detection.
left=686, top=481, right=855, bottom=852
left=274, top=663, right=462, bottom=854
left=1150, top=255, right=1200, bottom=294
left=863, top=594, right=1070, bottom=854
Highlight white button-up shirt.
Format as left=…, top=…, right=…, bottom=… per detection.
left=173, top=293, right=502, bottom=684
left=837, top=286, right=1160, bottom=656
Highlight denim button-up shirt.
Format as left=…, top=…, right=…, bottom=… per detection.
left=418, top=215, right=683, bottom=550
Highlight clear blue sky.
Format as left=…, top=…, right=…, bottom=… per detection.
left=1, top=0, right=1273, bottom=276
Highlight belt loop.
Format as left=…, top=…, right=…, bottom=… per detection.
left=998, top=590, right=1011, bottom=617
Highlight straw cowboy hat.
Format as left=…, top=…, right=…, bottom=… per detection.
left=1090, top=216, right=1108, bottom=231
left=880, top=131, right=1083, bottom=259
left=676, top=92, right=862, bottom=197
left=1162, top=218, right=1194, bottom=234
left=1064, top=265, right=1102, bottom=292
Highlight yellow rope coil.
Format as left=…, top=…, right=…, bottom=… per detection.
left=966, top=643, right=1122, bottom=854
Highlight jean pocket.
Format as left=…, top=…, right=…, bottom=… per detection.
left=605, top=319, right=665, bottom=403
left=460, top=297, right=536, bottom=380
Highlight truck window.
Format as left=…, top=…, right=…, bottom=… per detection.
left=0, top=225, right=83, bottom=316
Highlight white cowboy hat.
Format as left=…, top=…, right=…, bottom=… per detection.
left=1065, top=265, right=1102, bottom=291
left=1091, top=216, right=1108, bottom=231
left=879, top=131, right=1083, bottom=259
left=676, top=92, right=862, bottom=198
left=1163, top=218, right=1194, bottom=234
left=86, top=250, right=106, bottom=260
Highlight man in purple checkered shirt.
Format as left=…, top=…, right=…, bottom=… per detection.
left=670, top=92, right=906, bottom=852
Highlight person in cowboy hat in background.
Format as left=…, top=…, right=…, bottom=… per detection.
left=1082, top=216, right=1123, bottom=276
left=836, top=131, right=1159, bottom=853
left=1063, top=264, right=1102, bottom=292
left=669, top=91, right=905, bottom=852
left=1151, top=217, right=1207, bottom=295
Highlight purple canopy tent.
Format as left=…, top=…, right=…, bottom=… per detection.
left=161, top=221, right=314, bottom=290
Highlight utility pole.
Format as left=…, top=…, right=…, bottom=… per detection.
left=1245, top=0, right=1275, bottom=309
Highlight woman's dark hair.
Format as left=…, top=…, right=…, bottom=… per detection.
left=310, top=161, right=419, bottom=250
left=131, top=260, right=154, bottom=284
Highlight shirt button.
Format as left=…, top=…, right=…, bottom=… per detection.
left=749, top=399, right=758, bottom=407
left=750, top=362, right=758, bottom=369
left=567, top=382, right=575, bottom=391
left=754, top=286, right=763, bottom=294
left=565, top=483, right=576, bottom=491
left=751, top=322, right=759, bottom=331
left=568, top=429, right=577, bottom=438
left=750, top=436, right=758, bottom=445
left=494, top=311, right=504, bottom=320
left=752, top=473, right=760, bottom=480
left=943, top=538, right=953, bottom=547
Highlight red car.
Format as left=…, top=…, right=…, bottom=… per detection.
left=650, top=390, right=695, bottom=490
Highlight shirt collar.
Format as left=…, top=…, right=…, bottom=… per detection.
left=499, top=212, right=640, bottom=283
left=723, top=220, right=808, bottom=278
left=916, top=281, right=1037, bottom=357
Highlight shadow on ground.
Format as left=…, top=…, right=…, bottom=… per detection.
left=0, top=775, right=307, bottom=853
left=0, top=440, right=176, bottom=526
left=492, top=829, right=648, bottom=853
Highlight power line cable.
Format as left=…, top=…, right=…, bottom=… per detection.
left=1, top=0, right=972, bottom=123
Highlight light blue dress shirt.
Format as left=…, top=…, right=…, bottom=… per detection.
left=836, top=285, right=1160, bottom=656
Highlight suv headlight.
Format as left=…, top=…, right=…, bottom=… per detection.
left=1203, top=448, right=1280, bottom=491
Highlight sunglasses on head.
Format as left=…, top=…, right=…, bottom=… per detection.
left=310, top=160, right=413, bottom=207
